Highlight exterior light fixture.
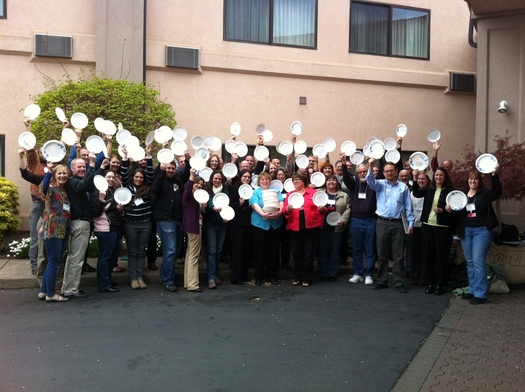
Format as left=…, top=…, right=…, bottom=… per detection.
left=498, top=100, right=508, bottom=113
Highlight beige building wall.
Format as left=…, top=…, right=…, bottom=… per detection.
left=1, top=0, right=476, bottom=230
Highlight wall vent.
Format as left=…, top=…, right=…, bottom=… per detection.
left=166, top=46, right=200, bottom=70
left=449, top=72, right=476, bottom=93
left=35, top=34, right=73, bottom=58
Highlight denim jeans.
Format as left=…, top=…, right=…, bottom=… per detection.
left=42, top=236, right=68, bottom=297
left=29, top=199, right=44, bottom=270
left=157, top=220, right=181, bottom=286
left=124, top=221, right=152, bottom=281
left=317, top=225, right=342, bottom=277
left=206, top=223, right=227, bottom=281
left=94, top=231, right=121, bottom=290
left=461, top=226, right=494, bottom=299
left=350, top=217, right=377, bottom=277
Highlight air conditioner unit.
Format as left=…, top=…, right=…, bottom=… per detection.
left=166, top=46, right=200, bottom=70
left=449, top=72, right=476, bottom=93
left=35, top=34, right=73, bottom=58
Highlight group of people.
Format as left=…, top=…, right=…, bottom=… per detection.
left=19, top=118, right=501, bottom=305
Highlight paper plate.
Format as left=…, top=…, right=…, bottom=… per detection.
left=291, top=121, right=303, bottom=135
left=195, top=147, right=210, bottom=161
left=312, top=144, right=326, bottom=158
left=295, top=154, right=309, bottom=169
left=114, top=187, right=133, bottom=205
left=85, top=135, right=105, bottom=154
left=70, top=113, right=88, bottom=129
left=171, top=140, right=187, bottom=156
left=125, top=136, right=140, bottom=148
left=409, top=152, right=429, bottom=170
left=234, top=142, right=248, bottom=157
left=326, top=211, right=342, bottom=226
left=157, top=148, right=175, bottom=164
left=288, top=192, right=304, bottom=209
left=116, top=129, right=131, bottom=145
left=396, top=124, right=408, bottom=137
left=118, top=122, right=123, bottom=132
left=446, top=191, right=468, bottom=211
left=383, top=138, right=397, bottom=150
left=42, top=140, right=66, bottom=163
left=93, top=175, right=109, bottom=192
left=128, top=146, right=145, bottom=161
left=190, top=135, right=204, bottom=149
left=18, top=132, right=37, bottom=149
left=310, top=172, right=326, bottom=187
left=222, top=163, right=238, bottom=179
left=385, top=149, right=401, bottom=164
left=193, top=188, right=210, bottom=204
left=199, top=167, right=213, bottom=182
left=270, top=180, right=284, bottom=192
left=313, top=190, right=328, bottom=207
left=117, top=144, right=126, bottom=158
left=230, top=122, right=241, bottom=136
left=145, top=131, right=155, bottom=146
left=219, top=205, right=235, bottom=221
left=238, top=184, right=254, bottom=199
left=213, top=192, right=230, bottom=208
left=278, top=141, right=293, bottom=156
left=256, top=123, right=266, bottom=135
left=254, top=146, right=269, bottom=161
left=173, top=127, right=187, bottom=141
left=225, top=139, right=237, bottom=154
left=189, top=156, right=206, bottom=171
left=341, top=140, right=357, bottom=156
left=203, top=136, right=214, bottom=149
left=283, top=178, right=295, bottom=193
left=323, top=138, right=336, bottom=153
left=155, top=126, right=173, bottom=143
left=211, top=137, right=222, bottom=152
left=294, top=140, right=307, bottom=154
left=427, top=129, right=441, bottom=142
left=24, top=104, right=41, bottom=120
left=262, top=129, right=273, bottom=142
left=104, top=120, right=117, bottom=135
left=55, top=108, right=66, bottom=122
left=366, top=136, right=378, bottom=146
left=60, top=128, right=77, bottom=146
left=476, top=153, right=498, bottom=174
left=350, top=151, right=365, bottom=165
left=94, top=117, right=106, bottom=133
left=368, top=140, right=385, bottom=159
left=251, top=175, right=259, bottom=189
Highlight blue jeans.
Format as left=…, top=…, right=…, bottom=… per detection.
left=42, top=236, right=68, bottom=297
left=94, top=231, right=121, bottom=290
left=350, top=217, right=377, bottom=277
left=157, top=220, right=180, bottom=286
left=206, top=223, right=227, bottom=281
left=317, top=225, right=342, bottom=277
left=29, top=199, right=44, bottom=270
left=124, top=221, right=152, bottom=281
left=461, top=226, right=494, bottom=299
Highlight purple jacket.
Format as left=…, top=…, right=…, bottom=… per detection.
left=181, top=180, right=201, bottom=234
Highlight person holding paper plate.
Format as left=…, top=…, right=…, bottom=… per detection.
left=273, top=167, right=292, bottom=271
left=282, top=171, right=325, bottom=287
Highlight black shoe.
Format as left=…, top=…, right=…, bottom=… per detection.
left=99, top=287, right=119, bottom=293
left=255, top=280, right=262, bottom=286
left=165, top=284, right=178, bottom=292
left=372, top=282, right=387, bottom=290
left=461, top=293, right=475, bottom=300
left=469, top=297, right=488, bottom=305
left=188, top=288, right=203, bottom=292
left=268, top=279, right=279, bottom=285
left=425, top=285, right=435, bottom=294
left=329, top=276, right=338, bottom=282
left=231, top=280, right=244, bottom=285
left=340, top=260, right=349, bottom=266
left=147, top=264, right=158, bottom=271
left=65, top=290, right=89, bottom=299
left=395, top=284, right=407, bottom=293
left=82, top=263, right=96, bottom=273
left=435, top=285, right=444, bottom=295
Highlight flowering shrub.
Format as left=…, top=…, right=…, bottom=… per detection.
left=8, top=238, right=31, bottom=259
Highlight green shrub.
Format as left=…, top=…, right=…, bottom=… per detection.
left=0, top=178, right=21, bottom=249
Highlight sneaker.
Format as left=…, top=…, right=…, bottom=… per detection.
left=365, top=276, right=374, bottom=285
left=137, top=277, right=147, bottom=289
left=461, top=293, right=474, bottom=300
left=469, top=297, right=488, bottom=305
left=131, top=280, right=140, bottom=290
left=349, top=275, right=364, bottom=284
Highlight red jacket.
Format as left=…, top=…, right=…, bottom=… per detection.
left=282, top=188, right=324, bottom=231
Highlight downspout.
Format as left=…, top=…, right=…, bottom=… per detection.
left=143, top=0, right=147, bottom=84
left=466, top=2, right=478, bottom=48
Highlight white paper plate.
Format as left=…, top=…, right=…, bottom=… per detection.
left=270, top=179, right=284, bottom=192
left=278, top=141, right=293, bottom=156
left=171, top=140, right=187, bottom=156
left=94, top=117, right=106, bottom=133
left=283, top=178, right=295, bottom=193
left=203, top=136, right=214, bottom=149
left=225, top=139, right=237, bottom=154
left=155, top=126, right=173, bottom=143
left=368, top=140, right=385, bottom=159
left=230, top=122, right=241, bottom=136
left=446, top=190, right=468, bottom=211
left=24, top=104, right=41, bottom=120
left=173, top=127, right=187, bottom=141
left=195, top=147, right=210, bottom=161
left=313, top=191, right=328, bottom=207
left=396, top=124, right=408, bottom=137
left=104, top=120, right=117, bottom=135
left=55, top=108, right=66, bottom=122
left=295, top=154, right=309, bottom=169
left=294, top=140, right=307, bottom=154
left=93, top=175, right=109, bottom=192
left=251, top=175, right=259, bottom=189
left=114, top=187, right=133, bottom=205
left=350, top=151, right=365, bottom=165
left=383, top=138, right=397, bottom=150
left=194, top=188, right=210, bottom=204
left=312, top=144, right=326, bottom=158
left=18, top=132, right=37, bottom=149
left=256, top=123, right=266, bottom=135
left=323, top=138, right=336, bottom=153
left=213, top=192, right=230, bottom=208
left=310, top=172, right=326, bottom=187
left=220, top=205, right=235, bottom=221
left=262, top=129, right=273, bottom=142
left=222, top=163, right=238, bottom=179
left=199, top=167, right=213, bottom=182
left=128, top=146, right=145, bottom=161
left=254, top=146, right=269, bottom=161
left=157, top=148, right=175, bottom=164
left=116, top=129, right=132, bottom=145
left=341, top=140, right=357, bottom=156
left=326, top=211, right=342, bottom=226
left=366, top=136, right=378, bottom=146
left=291, top=121, right=303, bottom=135
left=476, top=153, right=498, bottom=174
left=385, top=149, right=401, bottom=164
left=238, top=184, right=254, bottom=199
left=427, top=129, right=441, bottom=142
left=145, top=131, right=155, bottom=146
left=409, top=152, right=429, bottom=171
left=189, top=156, right=206, bottom=171
left=85, top=135, right=105, bottom=154
left=211, top=137, right=222, bottom=152
left=118, top=122, right=123, bottom=132
left=117, top=144, right=126, bottom=158
left=42, top=140, right=66, bottom=163
left=70, top=113, right=88, bottom=129
left=190, top=135, right=204, bottom=149
left=234, top=142, right=248, bottom=157
left=61, top=128, right=77, bottom=146
left=125, top=136, right=140, bottom=148
left=288, top=192, right=304, bottom=209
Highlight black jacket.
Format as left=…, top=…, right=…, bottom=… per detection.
left=412, top=183, right=457, bottom=228
left=150, top=170, right=184, bottom=221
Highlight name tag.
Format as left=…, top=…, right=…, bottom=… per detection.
left=466, top=203, right=476, bottom=218
left=358, top=192, right=366, bottom=199
left=63, top=203, right=70, bottom=212
left=134, top=198, right=144, bottom=206
left=327, top=199, right=335, bottom=206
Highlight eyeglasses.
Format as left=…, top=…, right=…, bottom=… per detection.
left=384, top=169, right=396, bottom=173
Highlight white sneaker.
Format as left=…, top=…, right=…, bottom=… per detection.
left=349, top=275, right=364, bottom=283
left=365, top=276, right=374, bottom=285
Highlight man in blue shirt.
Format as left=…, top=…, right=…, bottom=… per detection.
left=367, top=158, right=415, bottom=293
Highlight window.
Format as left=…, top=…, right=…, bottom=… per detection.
left=350, top=1, right=430, bottom=59
left=0, top=0, right=6, bottom=19
left=224, top=0, right=317, bottom=49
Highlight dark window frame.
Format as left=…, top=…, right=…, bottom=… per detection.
left=0, top=135, right=5, bottom=177
left=0, top=0, right=6, bottom=19
left=349, top=0, right=431, bottom=60
left=223, top=0, right=318, bottom=50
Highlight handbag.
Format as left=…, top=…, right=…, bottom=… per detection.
left=495, top=223, right=520, bottom=244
